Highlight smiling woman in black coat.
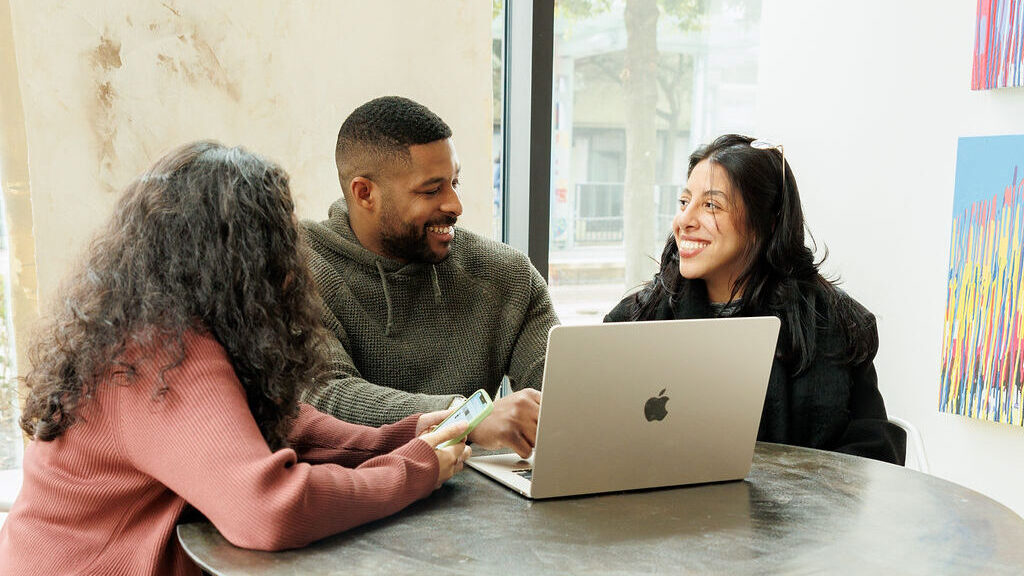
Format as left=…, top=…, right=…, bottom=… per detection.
left=606, top=134, right=905, bottom=464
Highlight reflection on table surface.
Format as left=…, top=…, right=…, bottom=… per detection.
left=178, top=442, right=1024, bottom=576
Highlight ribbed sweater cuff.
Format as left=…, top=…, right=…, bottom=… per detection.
left=381, top=414, right=423, bottom=450
left=388, top=436, right=439, bottom=499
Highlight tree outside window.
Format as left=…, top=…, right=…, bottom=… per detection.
left=549, top=0, right=762, bottom=324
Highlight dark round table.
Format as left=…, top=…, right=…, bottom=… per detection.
left=178, top=442, right=1024, bottom=575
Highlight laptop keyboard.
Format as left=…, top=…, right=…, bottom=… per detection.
left=512, top=468, right=533, bottom=481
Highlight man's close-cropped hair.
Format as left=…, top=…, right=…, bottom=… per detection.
left=19, top=141, right=327, bottom=450
left=335, top=96, right=452, bottom=186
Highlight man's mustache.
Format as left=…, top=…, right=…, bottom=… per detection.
left=426, top=216, right=457, bottom=227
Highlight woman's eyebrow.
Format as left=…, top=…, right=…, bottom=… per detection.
left=682, top=188, right=728, bottom=198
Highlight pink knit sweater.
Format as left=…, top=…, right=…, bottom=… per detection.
left=0, top=332, right=438, bottom=575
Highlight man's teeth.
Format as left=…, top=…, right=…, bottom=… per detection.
left=679, top=240, right=708, bottom=250
left=427, top=225, right=453, bottom=235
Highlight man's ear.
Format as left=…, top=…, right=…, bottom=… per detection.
left=349, top=177, right=377, bottom=212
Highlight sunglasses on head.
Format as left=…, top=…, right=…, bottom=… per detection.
left=750, top=139, right=786, bottom=198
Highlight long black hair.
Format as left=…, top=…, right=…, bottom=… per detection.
left=628, top=134, right=874, bottom=374
left=20, top=141, right=327, bottom=450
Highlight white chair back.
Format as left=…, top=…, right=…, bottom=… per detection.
left=888, top=416, right=930, bottom=473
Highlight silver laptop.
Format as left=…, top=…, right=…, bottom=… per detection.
left=467, top=316, right=780, bottom=499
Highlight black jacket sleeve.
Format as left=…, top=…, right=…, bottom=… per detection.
left=829, top=316, right=906, bottom=465
left=603, top=295, right=635, bottom=323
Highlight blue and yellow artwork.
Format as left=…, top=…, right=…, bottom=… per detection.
left=939, top=135, right=1024, bottom=425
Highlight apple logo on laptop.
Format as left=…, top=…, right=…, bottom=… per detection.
left=644, top=388, right=669, bottom=421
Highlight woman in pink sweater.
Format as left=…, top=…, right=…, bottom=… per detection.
left=0, top=141, right=471, bottom=576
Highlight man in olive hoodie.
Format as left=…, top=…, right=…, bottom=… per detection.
left=301, top=96, right=558, bottom=458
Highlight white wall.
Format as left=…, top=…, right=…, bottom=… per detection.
left=758, top=0, right=1024, bottom=516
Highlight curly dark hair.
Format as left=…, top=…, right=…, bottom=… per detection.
left=20, top=141, right=327, bottom=450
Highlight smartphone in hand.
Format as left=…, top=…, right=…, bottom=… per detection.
left=435, top=389, right=494, bottom=448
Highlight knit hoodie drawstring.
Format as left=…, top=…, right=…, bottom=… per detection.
left=429, top=265, right=442, bottom=306
left=376, top=262, right=442, bottom=336
left=376, top=261, right=395, bottom=337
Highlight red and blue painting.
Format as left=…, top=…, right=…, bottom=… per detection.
left=972, top=0, right=1024, bottom=89
left=940, top=135, right=1024, bottom=425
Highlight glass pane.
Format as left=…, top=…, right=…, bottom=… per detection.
left=549, top=0, right=763, bottom=324
left=491, top=0, right=506, bottom=241
left=0, top=171, right=21, bottom=470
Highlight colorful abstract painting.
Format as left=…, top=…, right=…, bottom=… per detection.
left=939, top=135, right=1024, bottom=425
left=972, top=0, right=1024, bottom=90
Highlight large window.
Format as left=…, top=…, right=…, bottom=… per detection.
left=492, top=1, right=507, bottom=240
left=0, top=172, right=20, bottom=471
left=547, top=0, right=763, bottom=324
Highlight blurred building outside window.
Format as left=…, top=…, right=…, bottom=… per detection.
left=548, top=0, right=762, bottom=324
left=492, top=0, right=507, bottom=240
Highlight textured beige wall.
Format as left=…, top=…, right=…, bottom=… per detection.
left=6, top=0, right=493, bottom=329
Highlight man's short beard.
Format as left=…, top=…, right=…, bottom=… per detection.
left=379, top=202, right=452, bottom=264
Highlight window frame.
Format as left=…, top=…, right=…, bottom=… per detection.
left=500, top=0, right=554, bottom=281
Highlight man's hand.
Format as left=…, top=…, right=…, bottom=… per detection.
left=419, top=421, right=472, bottom=488
left=467, top=388, right=540, bottom=458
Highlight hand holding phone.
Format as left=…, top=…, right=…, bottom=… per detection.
left=418, top=422, right=472, bottom=488
left=434, top=389, right=494, bottom=449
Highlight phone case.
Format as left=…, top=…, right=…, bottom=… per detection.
left=437, top=388, right=494, bottom=448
